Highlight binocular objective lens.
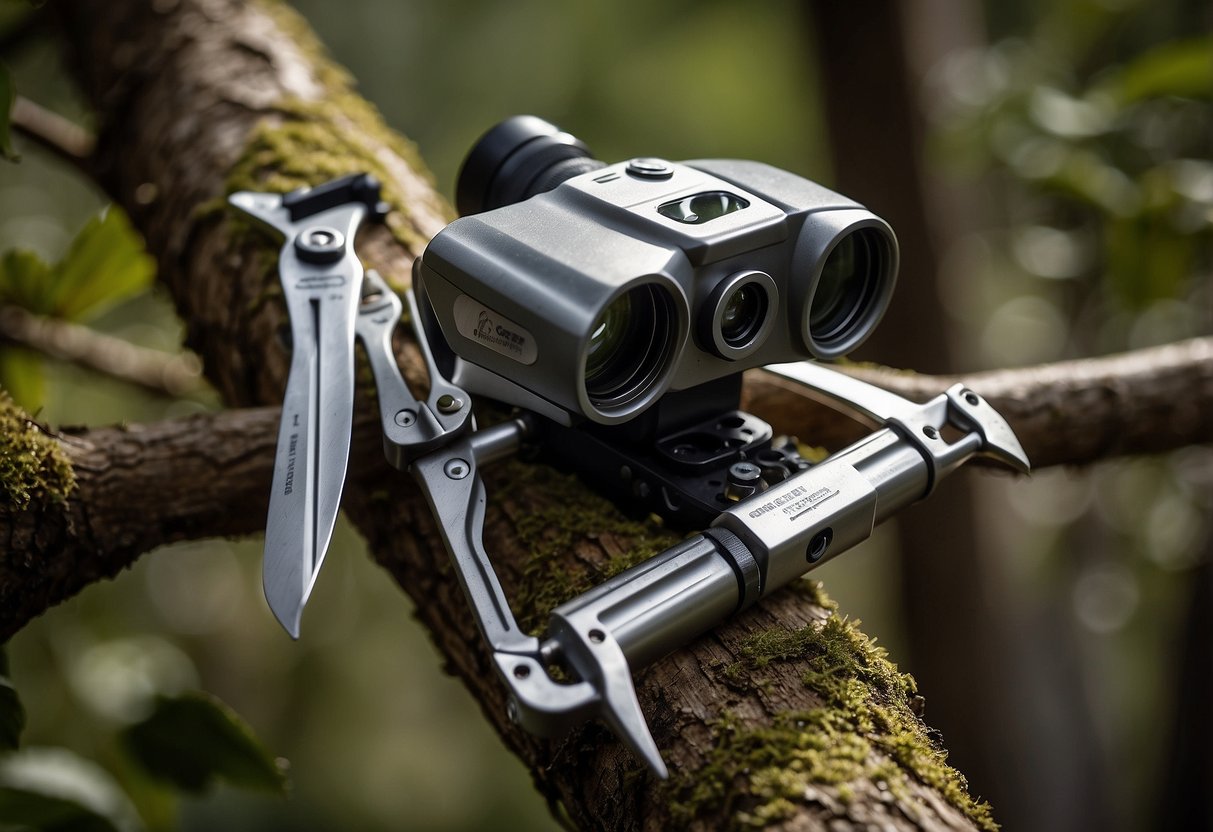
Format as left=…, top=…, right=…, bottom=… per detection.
left=583, top=285, right=677, bottom=415
left=810, top=228, right=883, bottom=344
left=720, top=284, right=764, bottom=347
left=585, top=293, right=633, bottom=382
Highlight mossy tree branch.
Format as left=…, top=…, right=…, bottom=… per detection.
left=4, top=0, right=1199, bottom=828
left=4, top=336, right=1209, bottom=642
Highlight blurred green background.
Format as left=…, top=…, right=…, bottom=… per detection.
left=1, top=0, right=1210, bottom=829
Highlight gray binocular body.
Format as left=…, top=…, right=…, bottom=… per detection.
left=416, top=154, right=898, bottom=426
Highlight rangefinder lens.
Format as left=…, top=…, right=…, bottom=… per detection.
left=721, top=284, right=763, bottom=347
left=583, top=284, right=677, bottom=415
left=701, top=270, right=778, bottom=360
left=810, top=227, right=885, bottom=345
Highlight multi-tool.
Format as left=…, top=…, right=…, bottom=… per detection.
left=230, top=116, right=1029, bottom=778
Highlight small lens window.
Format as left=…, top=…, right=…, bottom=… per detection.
left=658, top=191, right=749, bottom=225
left=701, top=270, right=777, bottom=360
left=720, top=284, right=765, bottom=347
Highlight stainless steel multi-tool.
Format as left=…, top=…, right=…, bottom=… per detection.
left=230, top=117, right=1029, bottom=778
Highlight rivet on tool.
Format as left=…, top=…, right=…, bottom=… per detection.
left=445, top=459, right=470, bottom=480
left=436, top=394, right=464, bottom=414
left=294, top=225, right=346, bottom=264
left=395, top=409, right=417, bottom=427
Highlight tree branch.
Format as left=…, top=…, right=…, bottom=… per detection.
left=0, top=404, right=278, bottom=639
left=9, top=95, right=95, bottom=172
left=0, top=304, right=208, bottom=398
left=5, top=337, right=1209, bottom=640
left=743, top=337, right=1213, bottom=468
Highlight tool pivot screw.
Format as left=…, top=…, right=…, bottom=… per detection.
left=294, top=225, right=346, bottom=264
left=395, top=409, right=417, bottom=427
left=445, top=458, right=470, bottom=479
left=922, top=426, right=939, bottom=440
left=436, top=394, right=464, bottom=414
left=725, top=461, right=763, bottom=501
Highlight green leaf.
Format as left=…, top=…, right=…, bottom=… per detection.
left=120, top=692, right=286, bottom=795
left=0, top=748, right=141, bottom=832
left=0, top=349, right=45, bottom=410
left=0, top=248, right=54, bottom=312
left=49, top=207, right=155, bottom=322
left=0, top=60, right=17, bottom=163
left=0, top=787, right=122, bottom=832
left=1101, top=36, right=1213, bottom=104
left=0, top=647, right=25, bottom=752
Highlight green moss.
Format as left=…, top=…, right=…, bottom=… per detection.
left=227, top=1, right=450, bottom=254
left=0, top=392, right=76, bottom=510
left=494, top=459, right=680, bottom=635
left=670, top=613, right=998, bottom=831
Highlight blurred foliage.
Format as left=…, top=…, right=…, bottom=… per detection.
left=0, top=0, right=1208, bottom=831
left=0, top=208, right=155, bottom=322
left=930, top=2, right=1212, bottom=829
left=0, top=749, right=134, bottom=832
left=0, top=651, right=25, bottom=753
left=120, top=694, right=286, bottom=796
left=1, top=60, right=15, bottom=162
left=0, top=207, right=156, bottom=408
left=932, top=2, right=1211, bottom=364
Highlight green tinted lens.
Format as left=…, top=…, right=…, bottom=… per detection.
left=583, top=285, right=676, bottom=412
left=585, top=293, right=633, bottom=382
left=811, top=234, right=857, bottom=333
left=720, top=284, right=763, bottom=346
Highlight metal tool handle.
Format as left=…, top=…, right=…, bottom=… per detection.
left=513, top=362, right=1030, bottom=777
left=355, top=273, right=472, bottom=468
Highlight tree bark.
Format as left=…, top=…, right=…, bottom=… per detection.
left=2, top=1, right=1199, bottom=829
left=4, top=336, right=1210, bottom=641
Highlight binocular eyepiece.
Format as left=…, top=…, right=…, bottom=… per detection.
left=417, top=116, right=898, bottom=425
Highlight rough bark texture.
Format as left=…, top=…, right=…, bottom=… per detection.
left=0, top=405, right=278, bottom=637
left=0, top=0, right=1199, bottom=829
left=5, top=337, right=1211, bottom=641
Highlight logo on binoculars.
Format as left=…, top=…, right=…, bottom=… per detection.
left=454, top=294, right=538, bottom=365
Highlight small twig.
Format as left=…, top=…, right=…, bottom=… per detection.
left=0, top=303, right=207, bottom=399
left=10, top=96, right=95, bottom=172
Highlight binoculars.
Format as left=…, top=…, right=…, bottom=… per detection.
left=415, top=116, right=899, bottom=427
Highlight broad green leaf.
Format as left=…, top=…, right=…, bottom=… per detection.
left=50, top=207, right=155, bottom=322
left=0, top=349, right=45, bottom=411
left=1101, top=36, right=1213, bottom=104
left=0, top=747, right=142, bottom=832
left=0, top=60, right=16, bottom=163
left=0, top=248, right=55, bottom=312
left=120, top=692, right=286, bottom=795
left=0, top=655, right=24, bottom=752
left=0, top=788, right=122, bottom=832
